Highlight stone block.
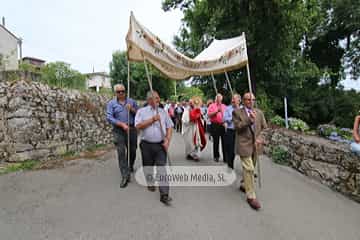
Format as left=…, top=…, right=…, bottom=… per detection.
left=7, top=109, right=33, bottom=119
left=8, top=149, right=50, bottom=162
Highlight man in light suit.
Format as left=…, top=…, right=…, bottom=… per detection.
left=233, top=92, right=267, bottom=210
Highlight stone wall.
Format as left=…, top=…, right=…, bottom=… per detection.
left=0, top=80, right=112, bottom=163
left=0, top=71, right=42, bottom=82
left=264, top=128, right=360, bottom=202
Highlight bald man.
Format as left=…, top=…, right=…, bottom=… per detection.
left=207, top=94, right=227, bottom=162
left=233, top=92, right=267, bottom=210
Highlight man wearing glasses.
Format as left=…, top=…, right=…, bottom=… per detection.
left=233, top=92, right=267, bottom=210
left=106, top=84, right=138, bottom=188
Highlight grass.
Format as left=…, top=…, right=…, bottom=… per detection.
left=85, top=143, right=107, bottom=152
left=0, top=160, right=39, bottom=175
left=0, top=144, right=113, bottom=175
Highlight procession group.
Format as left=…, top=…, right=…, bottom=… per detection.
left=106, top=84, right=267, bottom=210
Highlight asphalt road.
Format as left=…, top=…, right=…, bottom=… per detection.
left=1, top=133, right=360, bottom=240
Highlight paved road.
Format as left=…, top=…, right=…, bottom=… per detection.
left=1, top=133, right=360, bottom=240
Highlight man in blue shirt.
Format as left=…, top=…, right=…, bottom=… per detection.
left=106, top=84, right=138, bottom=188
left=223, top=94, right=241, bottom=169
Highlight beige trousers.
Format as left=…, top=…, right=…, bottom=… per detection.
left=240, top=156, right=256, bottom=199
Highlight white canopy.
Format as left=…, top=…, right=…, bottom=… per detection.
left=126, top=12, right=248, bottom=80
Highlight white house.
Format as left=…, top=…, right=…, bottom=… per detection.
left=0, top=17, right=20, bottom=71
left=85, top=72, right=112, bottom=92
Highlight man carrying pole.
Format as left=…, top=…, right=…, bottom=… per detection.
left=232, top=92, right=267, bottom=210
left=135, top=90, right=174, bottom=205
left=106, top=84, right=138, bottom=188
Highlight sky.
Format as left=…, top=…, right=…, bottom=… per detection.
left=1, top=0, right=359, bottom=90
left=2, top=0, right=183, bottom=73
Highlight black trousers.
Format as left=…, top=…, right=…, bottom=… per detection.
left=224, top=129, right=236, bottom=168
left=140, top=141, right=169, bottom=196
left=113, top=127, right=137, bottom=179
left=211, top=123, right=226, bottom=161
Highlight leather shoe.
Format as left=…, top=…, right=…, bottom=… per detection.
left=247, top=198, right=261, bottom=210
left=214, top=158, right=219, bottom=162
left=239, top=185, right=245, bottom=193
left=120, top=177, right=129, bottom=188
left=147, top=186, right=156, bottom=192
left=160, top=195, right=173, bottom=205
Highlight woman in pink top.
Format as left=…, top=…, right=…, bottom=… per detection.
left=207, top=93, right=227, bottom=162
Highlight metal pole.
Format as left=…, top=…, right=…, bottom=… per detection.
left=127, top=60, right=131, bottom=170
left=284, top=96, right=289, bottom=129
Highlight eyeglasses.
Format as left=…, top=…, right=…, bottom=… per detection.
left=116, top=90, right=125, bottom=94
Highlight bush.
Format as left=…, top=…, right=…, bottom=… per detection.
left=270, top=115, right=285, bottom=126
left=271, top=146, right=290, bottom=166
left=288, top=118, right=310, bottom=132
left=318, top=124, right=352, bottom=141
left=256, top=89, right=275, bottom=120
left=40, top=62, right=86, bottom=90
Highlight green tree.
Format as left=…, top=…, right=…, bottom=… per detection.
left=40, top=62, right=86, bottom=90
left=162, top=0, right=360, bottom=128
left=177, top=86, right=204, bottom=101
left=109, top=51, right=175, bottom=100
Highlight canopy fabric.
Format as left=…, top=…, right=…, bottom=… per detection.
left=126, top=12, right=248, bottom=80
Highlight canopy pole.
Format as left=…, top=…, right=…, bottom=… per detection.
left=246, top=60, right=260, bottom=188
left=149, top=63, right=153, bottom=87
left=211, top=73, right=218, bottom=95
left=143, top=57, right=154, bottom=92
left=246, top=63, right=253, bottom=95
left=127, top=59, right=131, bottom=170
left=224, top=71, right=234, bottom=96
left=142, top=54, right=172, bottom=167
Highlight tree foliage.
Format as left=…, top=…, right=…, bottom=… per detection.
left=162, top=0, right=360, bottom=128
left=177, top=86, right=204, bottom=101
left=40, top=62, right=86, bottom=90
left=109, top=51, right=175, bottom=100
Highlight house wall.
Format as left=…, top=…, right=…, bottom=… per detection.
left=0, top=27, right=18, bottom=71
left=86, top=75, right=111, bottom=92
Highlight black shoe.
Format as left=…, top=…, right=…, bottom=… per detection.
left=147, top=186, right=156, bottom=192
left=214, top=158, right=219, bottom=162
left=160, top=195, right=173, bottom=205
left=186, top=155, right=194, bottom=160
left=130, top=167, right=134, bottom=173
left=120, top=177, right=129, bottom=188
left=239, top=185, right=245, bottom=193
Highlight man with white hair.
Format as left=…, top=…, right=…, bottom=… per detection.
left=106, top=84, right=138, bottom=188
left=135, top=90, right=174, bottom=205
left=233, top=92, right=267, bottom=210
